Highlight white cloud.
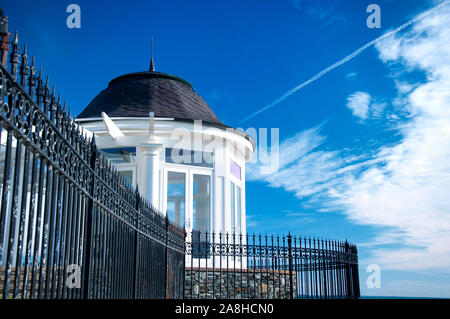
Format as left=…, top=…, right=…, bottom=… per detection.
left=346, top=91, right=388, bottom=121
left=341, top=4, right=450, bottom=271
left=291, top=0, right=345, bottom=25
left=346, top=92, right=371, bottom=120
left=246, top=125, right=326, bottom=181
left=346, top=72, right=358, bottom=79
left=250, top=4, right=450, bottom=274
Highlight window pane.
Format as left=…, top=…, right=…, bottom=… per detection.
left=217, top=177, right=225, bottom=233
left=230, top=182, right=235, bottom=234
left=193, top=174, right=210, bottom=232
left=167, top=172, right=186, bottom=228
left=101, top=147, right=136, bottom=164
left=236, top=185, right=241, bottom=234
left=165, top=148, right=214, bottom=168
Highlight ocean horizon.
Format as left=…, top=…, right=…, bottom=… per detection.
left=361, top=296, right=447, bottom=299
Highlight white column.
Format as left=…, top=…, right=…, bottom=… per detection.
left=139, top=143, right=163, bottom=211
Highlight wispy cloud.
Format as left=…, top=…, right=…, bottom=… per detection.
left=207, top=88, right=220, bottom=101
left=249, top=4, right=450, bottom=273
left=247, top=125, right=375, bottom=200
left=346, top=92, right=388, bottom=121
left=345, top=72, right=358, bottom=80
left=281, top=210, right=318, bottom=223
left=247, top=125, right=327, bottom=183
left=239, top=0, right=450, bottom=124
left=291, top=0, right=345, bottom=25
left=347, top=92, right=371, bottom=120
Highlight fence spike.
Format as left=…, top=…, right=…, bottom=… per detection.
left=19, top=42, right=29, bottom=87
left=10, top=30, right=19, bottom=78
left=36, top=67, right=44, bottom=104
left=28, top=56, right=36, bottom=97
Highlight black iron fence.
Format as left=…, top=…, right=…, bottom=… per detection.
left=0, top=23, right=185, bottom=299
left=185, top=232, right=360, bottom=299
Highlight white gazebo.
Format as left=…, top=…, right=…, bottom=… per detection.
left=76, top=63, right=255, bottom=239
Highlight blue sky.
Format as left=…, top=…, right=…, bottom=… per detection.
left=3, top=0, right=450, bottom=297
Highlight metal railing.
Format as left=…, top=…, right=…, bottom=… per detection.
left=185, top=231, right=360, bottom=299
left=0, top=22, right=185, bottom=299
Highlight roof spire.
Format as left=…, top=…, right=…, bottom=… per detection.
left=149, top=36, right=155, bottom=72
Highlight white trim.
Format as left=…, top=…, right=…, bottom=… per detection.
left=163, top=162, right=214, bottom=172
left=76, top=116, right=175, bottom=122
left=78, top=118, right=255, bottom=161
left=102, top=112, right=125, bottom=139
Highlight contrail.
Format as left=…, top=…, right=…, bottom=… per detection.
left=239, top=0, right=450, bottom=124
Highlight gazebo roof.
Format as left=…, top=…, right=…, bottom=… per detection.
left=77, top=71, right=225, bottom=127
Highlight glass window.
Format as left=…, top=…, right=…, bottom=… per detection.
left=193, top=174, right=210, bottom=232
left=165, top=148, right=214, bottom=168
left=101, top=147, right=136, bottom=164
left=230, top=182, right=242, bottom=234
left=236, top=185, right=241, bottom=234
left=217, top=177, right=225, bottom=233
left=167, top=172, right=186, bottom=228
left=230, top=181, right=235, bottom=233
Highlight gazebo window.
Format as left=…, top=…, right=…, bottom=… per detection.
left=230, top=181, right=242, bottom=234
left=193, top=174, right=211, bottom=233
left=167, top=171, right=186, bottom=228
left=100, top=147, right=137, bottom=186
left=165, top=148, right=213, bottom=168
left=101, top=147, right=136, bottom=164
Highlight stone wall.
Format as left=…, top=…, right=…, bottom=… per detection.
left=185, top=268, right=297, bottom=299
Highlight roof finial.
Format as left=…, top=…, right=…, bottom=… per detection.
left=149, top=36, right=155, bottom=72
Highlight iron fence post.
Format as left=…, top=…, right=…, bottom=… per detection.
left=82, top=138, right=97, bottom=299
left=353, top=246, right=361, bottom=298
left=165, top=215, right=169, bottom=299
left=133, top=189, right=140, bottom=299
left=344, top=240, right=352, bottom=299
left=182, top=227, right=186, bottom=299
left=287, top=233, right=294, bottom=299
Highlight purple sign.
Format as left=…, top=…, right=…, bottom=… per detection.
left=230, top=159, right=241, bottom=180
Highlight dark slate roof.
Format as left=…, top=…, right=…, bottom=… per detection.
left=77, top=71, right=224, bottom=126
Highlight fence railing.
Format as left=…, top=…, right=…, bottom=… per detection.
left=185, top=231, right=360, bottom=299
left=0, top=23, right=185, bottom=299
